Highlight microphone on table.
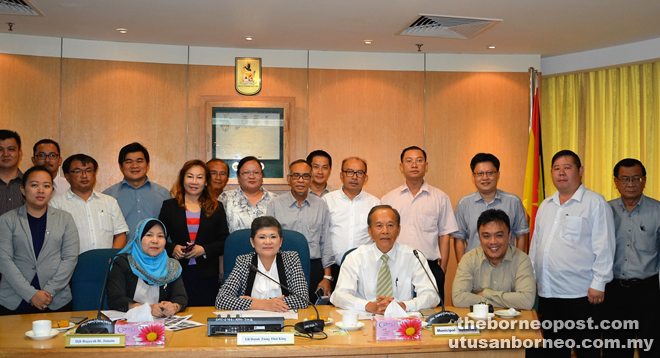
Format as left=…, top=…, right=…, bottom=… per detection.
left=412, top=250, right=460, bottom=325
left=76, top=257, right=116, bottom=334
left=249, top=264, right=325, bottom=334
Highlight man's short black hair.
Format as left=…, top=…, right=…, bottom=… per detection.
left=477, top=209, right=511, bottom=234
left=400, top=146, right=427, bottom=162
left=306, top=150, right=332, bottom=168
left=367, top=205, right=401, bottom=227
left=551, top=150, right=582, bottom=168
left=33, top=139, right=61, bottom=156
left=470, top=153, right=500, bottom=172
left=613, top=158, right=646, bottom=178
left=289, top=159, right=312, bottom=174
left=62, top=154, right=98, bottom=174
left=118, top=142, right=150, bottom=164
left=207, top=158, right=229, bottom=171
left=0, top=129, right=21, bottom=149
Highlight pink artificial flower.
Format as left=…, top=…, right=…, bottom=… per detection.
left=395, top=319, right=422, bottom=340
left=135, top=324, right=165, bottom=345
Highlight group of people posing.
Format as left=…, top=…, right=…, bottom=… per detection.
left=0, top=128, right=656, bottom=357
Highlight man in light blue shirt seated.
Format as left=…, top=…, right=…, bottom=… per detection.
left=103, top=142, right=170, bottom=240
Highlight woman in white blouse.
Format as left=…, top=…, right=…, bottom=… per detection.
left=215, top=216, right=308, bottom=312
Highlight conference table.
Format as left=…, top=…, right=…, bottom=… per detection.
left=0, top=306, right=542, bottom=357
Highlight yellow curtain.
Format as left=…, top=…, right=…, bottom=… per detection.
left=541, top=62, right=660, bottom=200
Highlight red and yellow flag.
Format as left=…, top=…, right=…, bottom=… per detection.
left=523, top=87, right=545, bottom=244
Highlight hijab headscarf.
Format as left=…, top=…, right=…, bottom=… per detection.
left=118, top=218, right=181, bottom=286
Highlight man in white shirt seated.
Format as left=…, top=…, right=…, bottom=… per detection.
left=330, top=205, right=440, bottom=314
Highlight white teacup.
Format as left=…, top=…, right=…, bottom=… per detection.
left=32, top=320, right=52, bottom=336
left=473, top=304, right=489, bottom=318
left=342, top=312, right=358, bottom=327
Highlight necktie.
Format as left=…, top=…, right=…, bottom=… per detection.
left=376, top=254, right=393, bottom=297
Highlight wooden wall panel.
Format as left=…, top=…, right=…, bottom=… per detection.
left=60, top=58, right=188, bottom=191
left=308, top=69, right=425, bottom=198
left=425, top=71, right=530, bottom=305
left=0, top=54, right=60, bottom=172
left=187, top=65, right=308, bottom=165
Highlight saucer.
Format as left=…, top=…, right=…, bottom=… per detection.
left=494, top=310, right=521, bottom=319
left=304, top=317, right=334, bottom=325
left=467, top=312, right=495, bottom=321
left=336, top=321, right=365, bottom=331
left=56, top=322, right=76, bottom=332
left=26, top=329, right=59, bottom=340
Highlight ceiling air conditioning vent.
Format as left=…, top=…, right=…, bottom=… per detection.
left=398, top=14, right=501, bottom=39
left=0, top=0, right=42, bottom=16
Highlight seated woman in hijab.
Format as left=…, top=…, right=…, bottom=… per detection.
left=215, top=216, right=308, bottom=312
left=107, top=218, right=187, bottom=317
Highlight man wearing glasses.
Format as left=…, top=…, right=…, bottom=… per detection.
left=267, top=159, right=333, bottom=302
left=602, top=158, right=659, bottom=358
left=31, top=139, right=69, bottom=197
left=452, top=153, right=529, bottom=263
left=51, top=154, right=128, bottom=253
left=381, top=146, right=457, bottom=303
left=323, top=157, right=380, bottom=289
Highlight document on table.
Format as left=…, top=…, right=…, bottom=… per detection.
left=213, top=310, right=298, bottom=320
left=100, top=310, right=126, bottom=321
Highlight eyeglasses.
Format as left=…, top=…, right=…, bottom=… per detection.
left=617, top=176, right=645, bottom=185
left=35, top=153, right=59, bottom=160
left=289, top=173, right=312, bottom=180
left=473, top=171, right=498, bottom=179
left=343, top=170, right=366, bottom=178
left=210, top=171, right=228, bottom=177
left=70, top=168, right=95, bottom=176
left=240, top=171, right=262, bottom=177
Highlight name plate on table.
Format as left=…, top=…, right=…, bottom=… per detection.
left=237, top=332, right=294, bottom=346
left=65, top=334, right=125, bottom=347
left=432, top=323, right=480, bottom=337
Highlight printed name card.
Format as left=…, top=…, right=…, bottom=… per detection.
left=432, top=323, right=480, bottom=337
left=237, top=332, right=294, bottom=346
left=65, top=334, right=126, bottom=347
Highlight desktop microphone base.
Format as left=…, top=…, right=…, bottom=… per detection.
left=294, top=319, right=325, bottom=334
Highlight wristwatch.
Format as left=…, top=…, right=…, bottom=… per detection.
left=323, top=275, right=334, bottom=282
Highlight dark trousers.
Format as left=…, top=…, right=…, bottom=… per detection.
left=602, top=275, right=660, bottom=358
left=0, top=299, right=73, bottom=316
left=182, top=264, right=219, bottom=307
left=427, top=259, right=445, bottom=304
left=530, top=296, right=601, bottom=358
left=309, top=258, right=325, bottom=303
left=330, top=263, right=340, bottom=291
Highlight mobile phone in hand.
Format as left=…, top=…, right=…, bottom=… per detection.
left=183, top=244, right=196, bottom=253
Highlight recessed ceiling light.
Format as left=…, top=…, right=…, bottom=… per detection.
left=488, top=45, right=496, bottom=49
left=364, top=40, right=373, bottom=45
left=245, top=36, right=253, bottom=41
left=116, top=28, right=127, bottom=34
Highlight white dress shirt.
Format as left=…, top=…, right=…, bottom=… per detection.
left=52, top=173, right=70, bottom=198
left=50, top=189, right=129, bottom=254
left=381, top=182, right=458, bottom=260
left=529, top=183, right=615, bottom=298
left=252, top=257, right=283, bottom=300
left=330, top=242, right=440, bottom=312
left=323, top=187, right=380, bottom=264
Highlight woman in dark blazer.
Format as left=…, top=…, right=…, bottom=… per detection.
left=107, top=218, right=187, bottom=316
left=216, top=216, right=308, bottom=311
left=158, top=160, right=229, bottom=306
